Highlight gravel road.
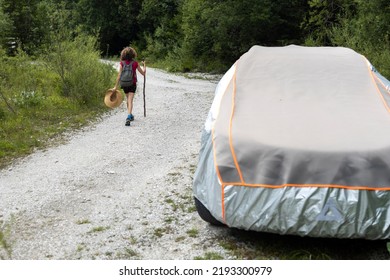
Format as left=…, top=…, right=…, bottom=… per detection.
left=0, top=66, right=231, bottom=260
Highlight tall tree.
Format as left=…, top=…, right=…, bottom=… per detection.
left=0, top=0, right=12, bottom=50
left=1, top=0, right=51, bottom=54
left=137, top=0, right=183, bottom=60
left=180, top=0, right=308, bottom=71
left=330, top=0, right=390, bottom=76
left=76, top=0, right=142, bottom=55
left=353, top=0, right=389, bottom=48
left=303, top=0, right=356, bottom=45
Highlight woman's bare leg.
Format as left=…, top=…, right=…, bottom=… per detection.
left=126, top=92, right=135, bottom=115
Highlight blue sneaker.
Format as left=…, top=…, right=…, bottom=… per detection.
left=127, top=114, right=134, bottom=121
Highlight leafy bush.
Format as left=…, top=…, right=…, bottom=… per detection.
left=0, top=48, right=16, bottom=116
left=0, top=1, right=12, bottom=50
left=0, top=35, right=116, bottom=168
left=313, top=0, right=390, bottom=78
left=42, top=34, right=115, bottom=106
left=179, top=0, right=308, bottom=72
left=12, top=90, right=45, bottom=108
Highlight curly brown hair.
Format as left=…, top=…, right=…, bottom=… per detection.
left=120, top=47, right=137, bottom=61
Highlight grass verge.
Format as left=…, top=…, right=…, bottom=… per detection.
left=0, top=99, right=109, bottom=169
left=217, top=228, right=390, bottom=260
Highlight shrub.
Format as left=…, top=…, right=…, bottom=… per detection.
left=12, top=90, right=45, bottom=108
left=43, top=34, right=115, bottom=106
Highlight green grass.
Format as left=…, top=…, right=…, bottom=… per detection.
left=128, top=235, right=137, bottom=245
left=0, top=96, right=109, bottom=169
left=88, top=226, right=110, bottom=234
left=164, top=197, right=179, bottom=212
left=76, top=219, right=91, bottom=225
left=0, top=105, right=108, bottom=168
left=0, top=46, right=116, bottom=170
left=175, top=236, right=186, bottom=242
left=121, top=248, right=139, bottom=258
left=194, top=252, right=224, bottom=260
left=153, top=228, right=165, bottom=238
left=164, top=216, right=176, bottom=224
left=0, top=220, right=12, bottom=259
left=0, top=94, right=110, bottom=169
left=186, top=228, right=199, bottom=238
left=76, top=244, right=85, bottom=252
left=217, top=229, right=390, bottom=260
left=153, top=226, right=174, bottom=238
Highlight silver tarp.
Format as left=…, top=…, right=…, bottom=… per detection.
left=193, top=45, right=390, bottom=239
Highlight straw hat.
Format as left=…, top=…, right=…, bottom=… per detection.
left=104, top=89, right=123, bottom=108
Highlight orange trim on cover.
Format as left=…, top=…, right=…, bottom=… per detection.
left=372, top=72, right=390, bottom=94
left=219, top=181, right=390, bottom=191
left=221, top=184, right=226, bottom=222
left=366, top=59, right=390, bottom=114
left=211, top=63, right=239, bottom=222
left=211, top=125, right=224, bottom=186
left=229, top=62, right=245, bottom=184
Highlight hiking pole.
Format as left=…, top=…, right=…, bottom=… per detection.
left=143, top=60, right=146, bottom=117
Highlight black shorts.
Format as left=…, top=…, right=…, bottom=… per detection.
left=122, top=85, right=137, bottom=94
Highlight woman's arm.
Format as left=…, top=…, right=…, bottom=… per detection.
left=137, top=61, right=146, bottom=76
left=113, top=63, right=123, bottom=91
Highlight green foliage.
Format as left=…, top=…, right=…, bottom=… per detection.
left=194, top=252, right=224, bottom=260
left=303, top=0, right=356, bottom=45
left=303, top=0, right=390, bottom=78
left=0, top=49, right=17, bottom=115
left=12, top=90, right=45, bottom=108
left=138, top=0, right=183, bottom=61
left=2, top=0, right=389, bottom=77
left=0, top=0, right=12, bottom=49
left=43, top=35, right=114, bottom=105
left=179, top=0, right=308, bottom=72
left=0, top=3, right=116, bottom=168
left=329, top=0, right=390, bottom=77
left=0, top=54, right=114, bottom=169
left=3, top=50, right=50, bottom=99
left=219, top=230, right=390, bottom=260
left=0, top=0, right=51, bottom=54
left=40, top=5, right=115, bottom=106
left=76, top=0, right=142, bottom=55
left=0, top=108, right=5, bottom=120
left=0, top=219, right=12, bottom=259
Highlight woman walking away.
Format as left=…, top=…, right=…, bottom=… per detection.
left=113, top=46, right=146, bottom=126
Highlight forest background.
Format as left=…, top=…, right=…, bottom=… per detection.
left=0, top=0, right=389, bottom=165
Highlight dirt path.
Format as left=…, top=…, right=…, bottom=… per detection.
left=0, top=67, right=231, bottom=260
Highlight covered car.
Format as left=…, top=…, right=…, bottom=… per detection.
left=193, top=45, right=390, bottom=239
